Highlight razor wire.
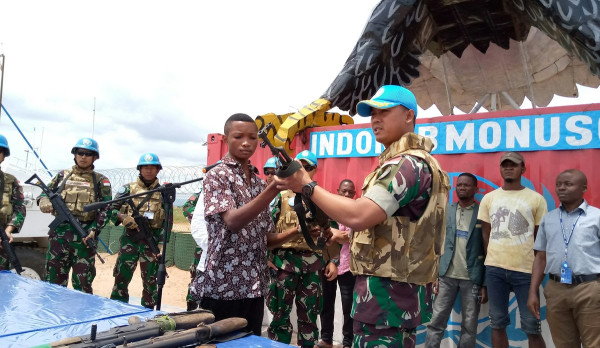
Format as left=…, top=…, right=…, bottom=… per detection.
left=96, top=165, right=207, bottom=206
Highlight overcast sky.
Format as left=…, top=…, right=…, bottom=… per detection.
left=1, top=0, right=598, bottom=173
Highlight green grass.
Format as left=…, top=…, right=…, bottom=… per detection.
left=173, top=206, right=188, bottom=224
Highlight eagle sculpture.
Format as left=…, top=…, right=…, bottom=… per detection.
left=259, top=0, right=600, bottom=153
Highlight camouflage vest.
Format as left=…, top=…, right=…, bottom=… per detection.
left=0, top=172, right=16, bottom=226
left=57, top=166, right=103, bottom=222
left=276, top=189, right=321, bottom=252
left=350, top=133, right=450, bottom=285
left=122, top=178, right=165, bottom=229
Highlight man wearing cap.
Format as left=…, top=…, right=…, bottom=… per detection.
left=275, top=85, right=449, bottom=348
left=108, top=153, right=173, bottom=309
left=0, top=134, right=27, bottom=271
left=478, top=151, right=547, bottom=348
left=267, top=150, right=339, bottom=348
left=527, top=169, right=600, bottom=348
left=38, top=138, right=113, bottom=294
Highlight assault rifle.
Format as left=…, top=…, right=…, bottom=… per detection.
left=0, top=223, right=22, bottom=274
left=258, top=125, right=330, bottom=250
left=84, top=176, right=203, bottom=310
left=125, top=200, right=161, bottom=256
left=25, top=174, right=105, bottom=264
left=49, top=310, right=216, bottom=347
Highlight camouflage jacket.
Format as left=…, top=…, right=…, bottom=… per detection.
left=39, top=165, right=113, bottom=236
left=110, top=177, right=174, bottom=242
left=182, top=191, right=201, bottom=222
left=350, top=132, right=450, bottom=285
left=0, top=170, right=26, bottom=231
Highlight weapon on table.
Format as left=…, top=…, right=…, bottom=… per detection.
left=259, top=124, right=330, bottom=250
left=84, top=176, right=203, bottom=310
left=25, top=173, right=105, bottom=264
left=48, top=309, right=215, bottom=347
left=0, top=223, right=22, bottom=275
left=116, top=317, right=248, bottom=348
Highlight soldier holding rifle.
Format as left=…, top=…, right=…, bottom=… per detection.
left=0, top=134, right=26, bottom=272
left=38, top=137, right=112, bottom=294
left=109, top=153, right=173, bottom=309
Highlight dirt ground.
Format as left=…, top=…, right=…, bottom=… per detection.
left=68, top=252, right=192, bottom=310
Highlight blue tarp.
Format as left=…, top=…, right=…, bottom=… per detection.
left=0, top=271, right=160, bottom=347
left=0, top=271, right=291, bottom=347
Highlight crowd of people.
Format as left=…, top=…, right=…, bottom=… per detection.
left=0, top=84, right=599, bottom=348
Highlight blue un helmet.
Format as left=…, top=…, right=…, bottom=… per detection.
left=0, top=134, right=10, bottom=157
left=295, top=150, right=317, bottom=168
left=71, top=137, right=100, bottom=158
left=263, top=157, right=280, bottom=170
left=137, top=152, right=162, bottom=170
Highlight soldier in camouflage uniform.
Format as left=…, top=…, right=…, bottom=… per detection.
left=109, top=153, right=173, bottom=309
left=275, top=86, right=450, bottom=348
left=182, top=191, right=202, bottom=311
left=38, top=138, right=112, bottom=294
left=0, top=134, right=27, bottom=270
left=267, top=150, right=339, bottom=348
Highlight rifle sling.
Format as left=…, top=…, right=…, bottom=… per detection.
left=293, top=194, right=323, bottom=251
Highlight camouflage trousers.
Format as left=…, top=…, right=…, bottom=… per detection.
left=110, top=231, right=159, bottom=309
left=185, top=246, right=202, bottom=310
left=45, top=228, right=96, bottom=294
left=0, top=248, right=9, bottom=270
left=353, top=321, right=416, bottom=348
left=266, top=265, right=323, bottom=347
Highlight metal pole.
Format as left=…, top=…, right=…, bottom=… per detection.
left=0, top=54, right=5, bottom=120
left=469, top=94, right=490, bottom=114
left=519, top=41, right=536, bottom=108
left=501, top=91, right=521, bottom=109
left=441, top=55, right=454, bottom=115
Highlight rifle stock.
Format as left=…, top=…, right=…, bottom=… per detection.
left=25, top=174, right=105, bottom=264
left=0, top=224, right=22, bottom=274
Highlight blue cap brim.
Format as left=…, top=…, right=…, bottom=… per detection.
left=356, top=100, right=401, bottom=117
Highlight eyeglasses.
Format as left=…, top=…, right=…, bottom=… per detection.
left=76, top=150, right=95, bottom=157
left=264, top=170, right=276, bottom=176
left=303, top=165, right=315, bottom=172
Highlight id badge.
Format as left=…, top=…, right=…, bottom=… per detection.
left=560, top=261, right=572, bottom=284
left=143, top=211, right=155, bottom=220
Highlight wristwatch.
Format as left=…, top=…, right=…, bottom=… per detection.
left=302, top=181, right=318, bottom=199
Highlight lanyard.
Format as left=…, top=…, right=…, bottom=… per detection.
left=559, top=208, right=583, bottom=262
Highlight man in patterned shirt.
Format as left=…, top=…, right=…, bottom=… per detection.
left=0, top=134, right=26, bottom=271
left=276, top=85, right=449, bottom=348
left=194, top=113, right=310, bottom=335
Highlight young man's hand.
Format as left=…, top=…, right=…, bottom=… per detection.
left=324, top=262, right=338, bottom=281
left=527, top=290, right=541, bottom=319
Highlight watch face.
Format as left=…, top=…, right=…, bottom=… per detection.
left=302, top=185, right=312, bottom=197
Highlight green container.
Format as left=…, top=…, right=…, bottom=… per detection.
left=174, top=232, right=196, bottom=271
left=98, top=226, right=111, bottom=254
left=163, top=232, right=176, bottom=267
left=108, top=226, right=125, bottom=254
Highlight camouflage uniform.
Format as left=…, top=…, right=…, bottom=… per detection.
left=267, top=189, right=338, bottom=347
left=349, top=133, right=449, bottom=348
left=0, top=170, right=26, bottom=270
left=182, top=191, right=202, bottom=310
left=40, top=165, right=112, bottom=293
left=109, top=177, right=173, bottom=309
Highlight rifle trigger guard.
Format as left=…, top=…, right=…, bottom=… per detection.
left=276, top=161, right=302, bottom=178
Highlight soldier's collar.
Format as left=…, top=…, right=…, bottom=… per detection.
left=378, top=132, right=434, bottom=164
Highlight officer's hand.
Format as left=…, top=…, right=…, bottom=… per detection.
left=433, top=278, right=439, bottom=295
left=82, top=229, right=96, bottom=246
left=39, top=197, right=54, bottom=214
left=273, top=162, right=311, bottom=193
left=325, top=262, right=338, bottom=281
left=479, top=286, right=488, bottom=304
left=122, top=216, right=139, bottom=230
left=327, top=228, right=350, bottom=246
left=4, top=226, right=15, bottom=243
left=527, top=291, right=540, bottom=320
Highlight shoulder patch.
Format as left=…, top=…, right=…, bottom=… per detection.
left=188, top=195, right=197, bottom=202
left=102, top=179, right=111, bottom=186
left=118, top=186, right=126, bottom=194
